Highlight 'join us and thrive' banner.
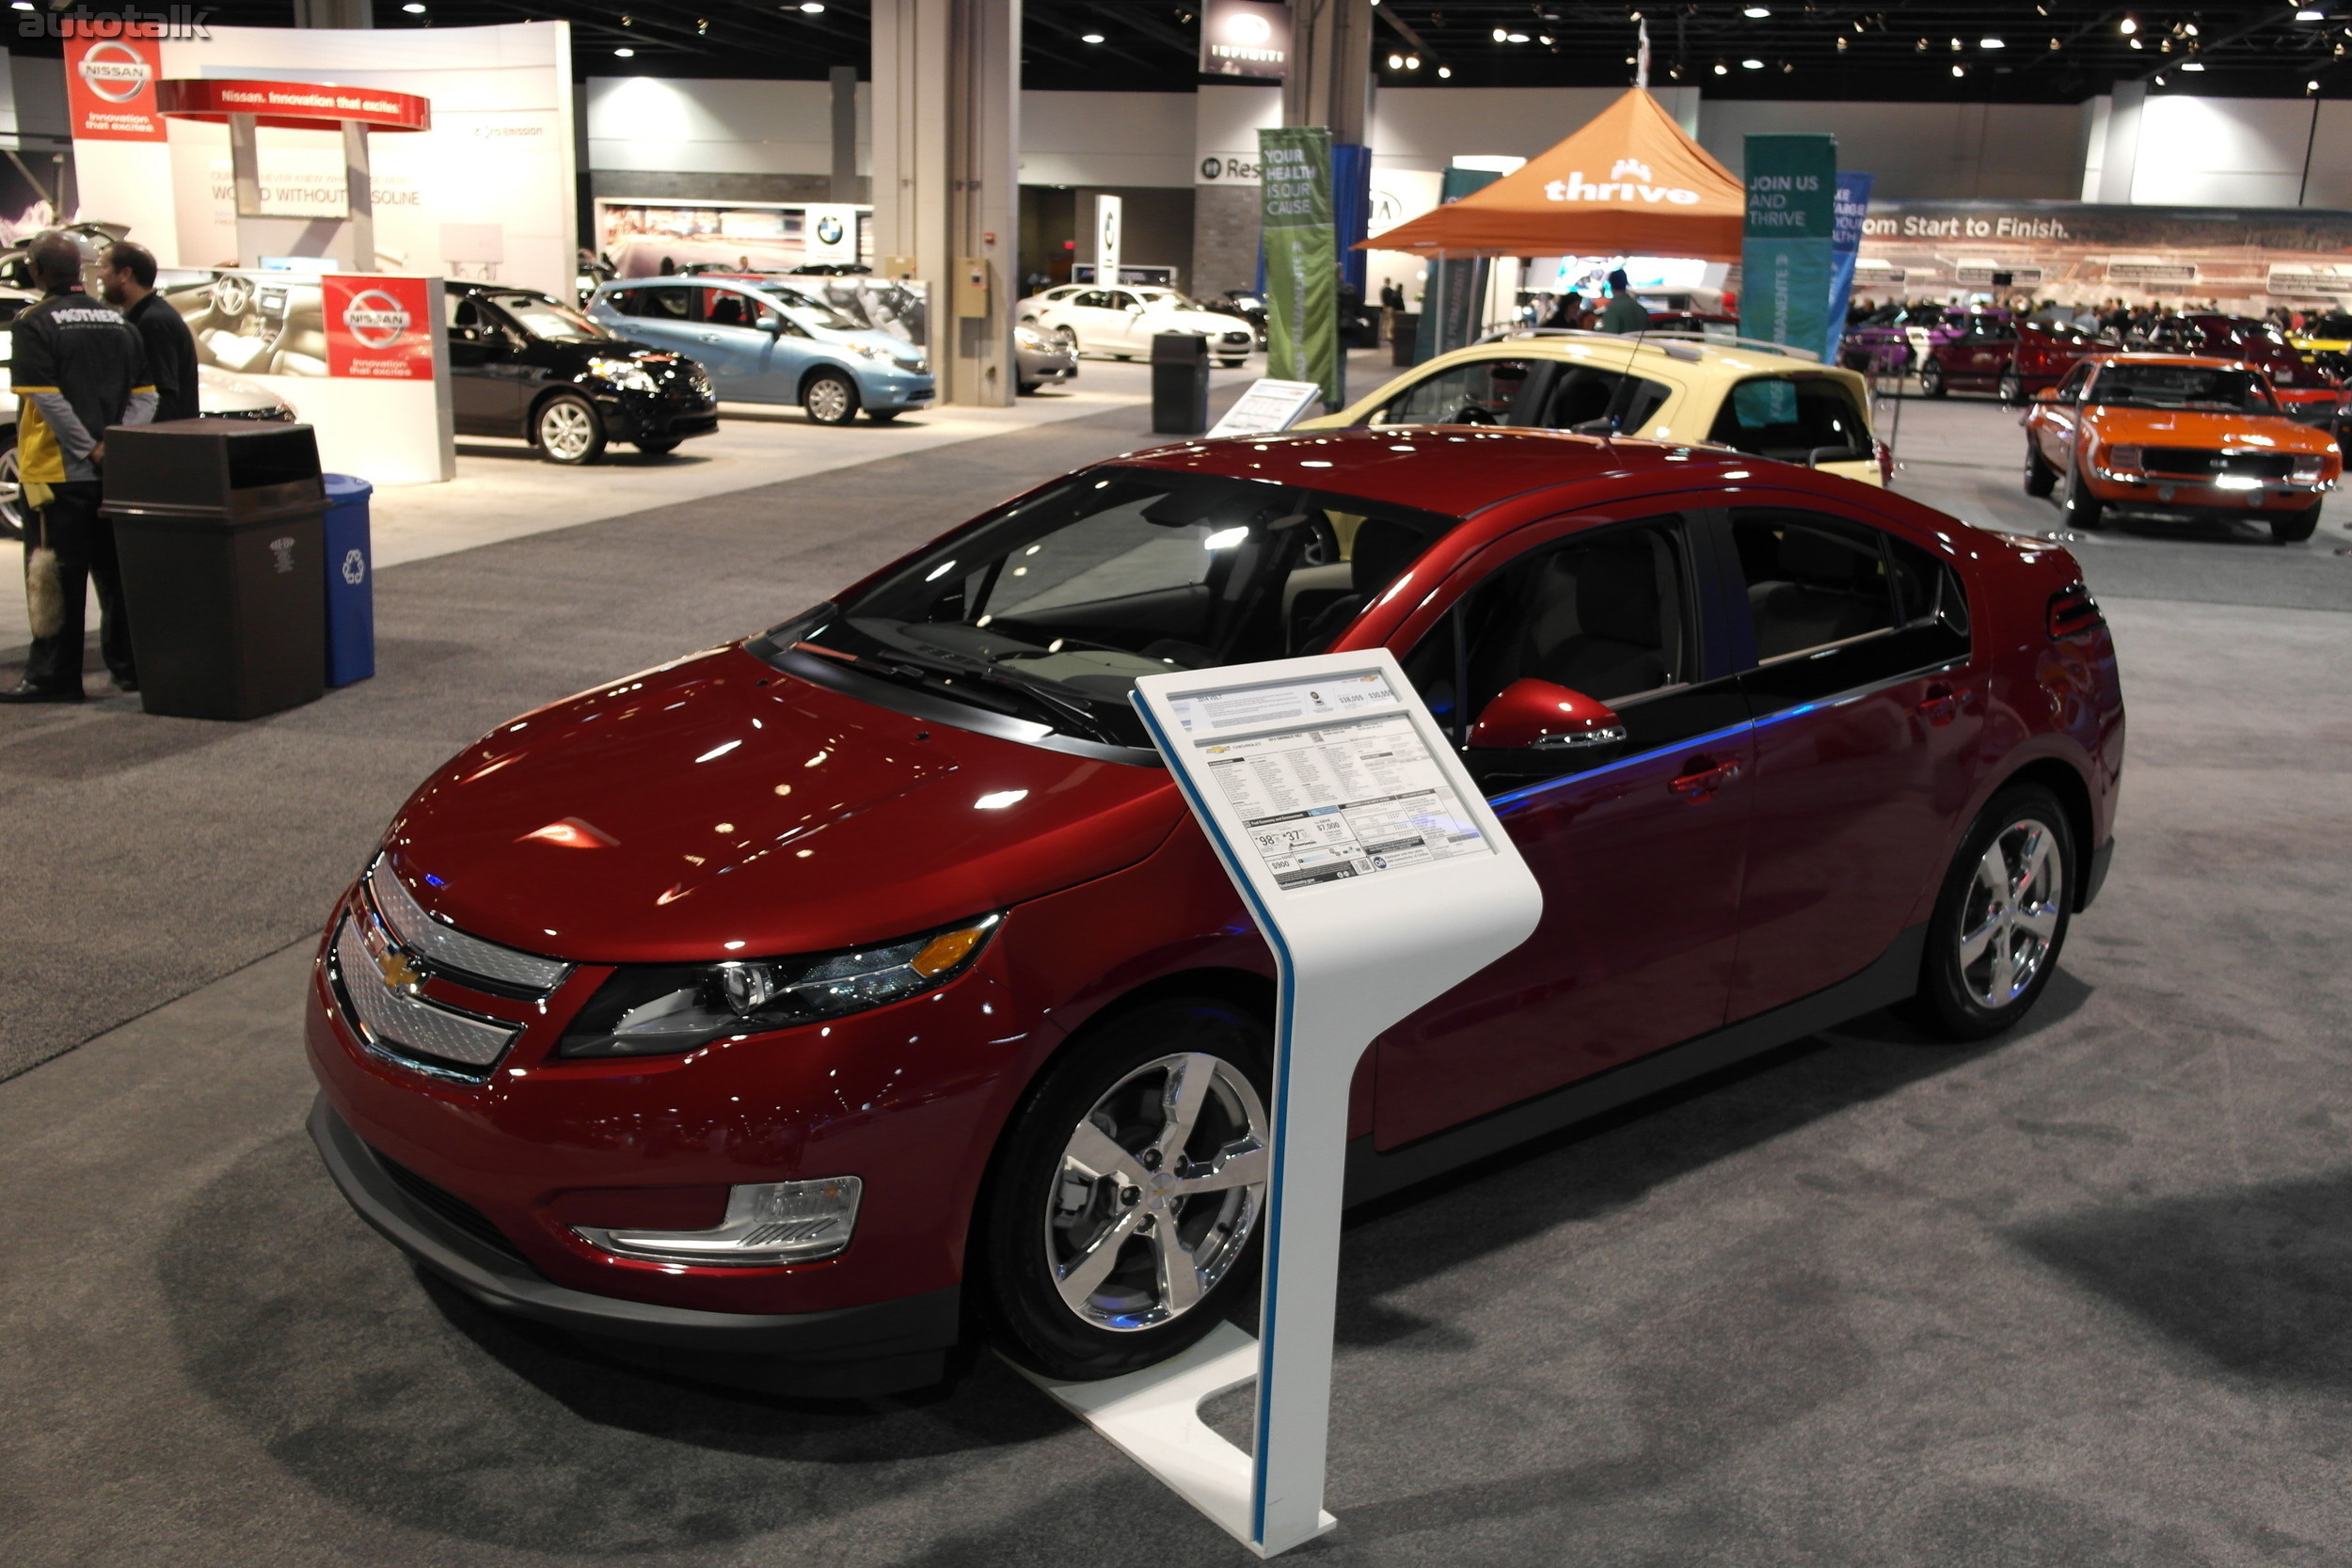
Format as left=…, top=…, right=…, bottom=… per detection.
left=1740, top=134, right=1836, bottom=360
left=1259, top=125, right=1338, bottom=407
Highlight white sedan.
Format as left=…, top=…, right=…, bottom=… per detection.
left=1013, top=284, right=1256, bottom=366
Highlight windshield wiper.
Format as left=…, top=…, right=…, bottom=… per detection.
left=883, top=641, right=1128, bottom=744
left=803, top=638, right=1126, bottom=744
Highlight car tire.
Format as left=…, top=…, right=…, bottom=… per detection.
left=979, top=996, right=1272, bottom=1382
left=866, top=408, right=901, bottom=423
left=1017, top=381, right=1041, bottom=395
left=2024, top=438, right=2059, bottom=499
left=2271, top=502, right=2322, bottom=545
left=634, top=437, right=682, bottom=456
left=2060, top=460, right=2106, bottom=531
left=533, top=394, right=605, bottom=465
left=1218, top=358, right=1245, bottom=369
left=1919, top=358, right=1947, bottom=398
left=0, top=438, right=22, bottom=541
left=803, top=371, right=860, bottom=426
left=1906, top=784, right=2074, bottom=1042
left=1997, top=365, right=2025, bottom=406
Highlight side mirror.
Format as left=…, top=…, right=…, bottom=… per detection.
left=1469, top=678, right=1627, bottom=754
left=2032, top=388, right=2059, bottom=404
left=757, top=314, right=785, bottom=334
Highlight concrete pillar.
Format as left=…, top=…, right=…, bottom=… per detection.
left=871, top=0, right=1019, bottom=408
left=830, top=65, right=860, bottom=204
left=1281, top=0, right=1374, bottom=137
left=2097, top=80, right=2146, bottom=205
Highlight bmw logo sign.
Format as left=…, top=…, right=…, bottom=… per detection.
left=816, top=214, right=845, bottom=245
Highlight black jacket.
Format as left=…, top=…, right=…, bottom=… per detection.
left=8, top=286, right=155, bottom=484
left=126, top=291, right=201, bottom=423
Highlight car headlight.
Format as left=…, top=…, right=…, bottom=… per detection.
left=587, top=356, right=658, bottom=392
left=848, top=341, right=892, bottom=363
left=1014, top=325, right=1049, bottom=349
left=2292, top=452, right=2327, bottom=483
left=557, top=913, right=1002, bottom=1058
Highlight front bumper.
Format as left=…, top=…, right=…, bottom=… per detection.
left=310, top=1095, right=962, bottom=1394
left=857, top=366, right=936, bottom=412
left=2088, top=470, right=2331, bottom=515
left=597, top=389, right=721, bottom=443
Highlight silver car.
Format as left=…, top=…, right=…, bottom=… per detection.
left=1015, top=323, right=1077, bottom=394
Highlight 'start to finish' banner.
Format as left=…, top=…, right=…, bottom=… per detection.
left=1259, top=125, right=1338, bottom=409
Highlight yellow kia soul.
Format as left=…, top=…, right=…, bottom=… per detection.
left=1296, top=329, right=1889, bottom=487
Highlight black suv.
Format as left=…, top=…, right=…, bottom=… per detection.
left=445, top=281, right=718, bottom=464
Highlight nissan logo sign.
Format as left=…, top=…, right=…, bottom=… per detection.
left=78, top=41, right=152, bottom=104
left=342, top=289, right=413, bottom=350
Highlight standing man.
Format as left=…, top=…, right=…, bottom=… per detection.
left=102, top=241, right=199, bottom=423
left=2, top=233, right=156, bottom=704
left=1598, top=268, right=1649, bottom=334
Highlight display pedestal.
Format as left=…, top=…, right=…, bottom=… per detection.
left=1041, top=650, right=1543, bottom=1556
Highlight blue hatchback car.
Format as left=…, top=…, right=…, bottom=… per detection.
left=589, top=275, right=935, bottom=425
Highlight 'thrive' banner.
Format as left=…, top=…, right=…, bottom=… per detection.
left=1740, top=134, right=1836, bottom=360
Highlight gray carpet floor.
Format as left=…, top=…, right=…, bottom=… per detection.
left=4, top=395, right=2351, bottom=1565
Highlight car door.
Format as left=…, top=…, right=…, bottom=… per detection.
left=1373, top=510, right=1756, bottom=1148
left=1715, top=499, right=1980, bottom=1021
left=686, top=285, right=776, bottom=396
left=605, top=280, right=700, bottom=356
left=2033, top=359, right=2096, bottom=471
left=442, top=290, right=525, bottom=435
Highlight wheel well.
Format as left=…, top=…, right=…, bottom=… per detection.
left=1999, top=757, right=2096, bottom=910
left=798, top=362, right=855, bottom=400
left=526, top=385, right=592, bottom=432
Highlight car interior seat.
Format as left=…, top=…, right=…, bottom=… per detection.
left=269, top=307, right=330, bottom=377
left=1293, top=515, right=1427, bottom=653
left=1746, top=527, right=1891, bottom=660
left=1528, top=535, right=1679, bottom=700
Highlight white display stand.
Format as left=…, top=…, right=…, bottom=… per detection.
left=1021, top=650, right=1542, bottom=1557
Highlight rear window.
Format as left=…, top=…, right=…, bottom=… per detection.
left=1708, top=376, right=1871, bottom=462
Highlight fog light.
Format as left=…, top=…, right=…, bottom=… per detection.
left=574, top=1176, right=862, bottom=1266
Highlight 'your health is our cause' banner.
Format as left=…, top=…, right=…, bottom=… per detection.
left=1740, top=135, right=1836, bottom=361
left=1258, top=125, right=1338, bottom=406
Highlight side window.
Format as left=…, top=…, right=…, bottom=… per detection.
left=444, top=293, right=482, bottom=331
left=701, top=288, right=751, bottom=327
left=1460, top=519, right=1693, bottom=710
left=1708, top=376, right=1870, bottom=461
left=1073, top=290, right=1110, bottom=310
left=599, top=287, right=639, bottom=317
left=2057, top=360, right=2093, bottom=404
left=1538, top=367, right=1673, bottom=434
left=629, top=285, right=691, bottom=322
left=1884, top=531, right=1971, bottom=639
left=1371, top=357, right=1537, bottom=426
left=1731, top=509, right=1895, bottom=662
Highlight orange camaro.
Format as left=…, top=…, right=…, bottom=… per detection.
left=2023, top=353, right=2341, bottom=545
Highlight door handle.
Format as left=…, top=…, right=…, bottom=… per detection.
left=1669, top=755, right=1742, bottom=800
left=1915, top=686, right=1960, bottom=726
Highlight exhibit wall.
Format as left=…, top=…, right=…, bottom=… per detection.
left=1701, top=101, right=2090, bottom=200
left=585, top=75, right=867, bottom=180
left=68, top=23, right=576, bottom=298
left=2080, top=94, right=2352, bottom=210
left=593, top=199, right=873, bottom=276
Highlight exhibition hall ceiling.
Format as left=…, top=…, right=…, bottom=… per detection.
left=52, top=3, right=2347, bottom=99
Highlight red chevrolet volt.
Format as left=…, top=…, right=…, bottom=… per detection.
left=308, top=428, right=2125, bottom=1394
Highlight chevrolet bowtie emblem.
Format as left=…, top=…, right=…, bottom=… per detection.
left=377, top=948, right=425, bottom=994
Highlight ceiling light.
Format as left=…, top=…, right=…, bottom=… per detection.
left=1507, top=32, right=1530, bottom=43
left=1713, top=60, right=1728, bottom=74
left=1836, top=36, right=1846, bottom=51
left=1951, top=63, right=1965, bottom=76
left=2298, top=8, right=2326, bottom=19
left=1081, top=31, right=1104, bottom=42
left=2310, top=78, right=2323, bottom=91
left=2129, top=37, right=2143, bottom=49
left=1492, top=27, right=1506, bottom=40
left=1743, top=5, right=1771, bottom=15
left=1438, top=65, right=1452, bottom=77
left=2119, top=16, right=2137, bottom=35
left=614, top=46, right=635, bottom=55
left=1388, top=52, right=1403, bottom=68
left=2184, top=23, right=2199, bottom=36
left=1741, top=57, right=1763, bottom=69
left=800, top=1, right=825, bottom=9
left=1539, top=36, right=1553, bottom=45
left=402, top=2, right=425, bottom=10
left=2181, top=59, right=2204, bottom=70
left=1781, top=60, right=1794, bottom=72
left=1980, top=37, right=2005, bottom=49
left=1406, top=55, right=1420, bottom=68
left=1949, top=37, right=1962, bottom=50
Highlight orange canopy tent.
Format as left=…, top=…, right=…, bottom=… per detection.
left=1363, top=87, right=1744, bottom=261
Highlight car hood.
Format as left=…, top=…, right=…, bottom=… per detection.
left=2083, top=406, right=2339, bottom=450
left=810, top=325, right=919, bottom=359
left=382, top=645, right=1184, bottom=965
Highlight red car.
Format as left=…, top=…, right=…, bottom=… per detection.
left=2150, top=313, right=2348, bottom=435
left=1919, top=314, right=2099, bottom=404
left=307, top=430, right=2125, bottom=1394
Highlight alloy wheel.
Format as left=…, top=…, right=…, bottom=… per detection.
left=1999, top=367, right=2024, bottom=405
left=1044, top=1051, right=1268, bottom=1333
left=538, top=401, right=596, bottom=462
left=0, top=444, right=21, bottom=540
left=804, top=375, right=854, bottom=424
left=1956, top=818, right=2064, bottom=1009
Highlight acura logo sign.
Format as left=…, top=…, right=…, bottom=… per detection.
left=342, top=288, right=413, bottom=350
left=78, top=40, right=151, bottom=103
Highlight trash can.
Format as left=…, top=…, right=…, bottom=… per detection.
left=1151, top=331, right=1211, bottom=436
left=322, top=473, right=373, bottom=688
left=1391, top=314, right=1421, bottom=368
left=103, top=420, right=327, bottom=721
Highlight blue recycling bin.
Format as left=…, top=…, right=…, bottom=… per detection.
left=322, top=473, right=373, bottom=687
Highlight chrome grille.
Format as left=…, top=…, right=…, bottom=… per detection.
left=2143, top=447, right=2295, bottom=480
left=366, top=860, right=570, bottom=994
left=333, top=915, right=518, bottom=1075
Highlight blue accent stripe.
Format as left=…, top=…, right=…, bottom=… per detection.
left=1484, top=717, right=1756, bottom=813
left=1130, top=693, right=1293, bottom=1549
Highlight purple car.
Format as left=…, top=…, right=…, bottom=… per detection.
left=1840, top=305, right=1997, bottom=375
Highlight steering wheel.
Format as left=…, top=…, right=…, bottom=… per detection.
left=211, top=273, right=252, bottom=318
left=1454, top=404, right=1497, bottom=426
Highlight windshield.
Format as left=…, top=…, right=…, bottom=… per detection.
left=489, top=293, right=611, bottom=341
left=777, top=466, right=1458, bottom=749
left=749, top=283, right=861, bottom=331
left=2089, top=364, right=2276, bottom=412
